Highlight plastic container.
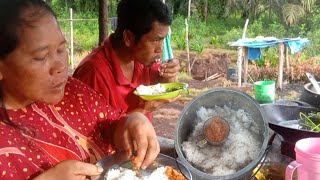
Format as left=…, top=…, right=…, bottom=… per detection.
left=286, top=138, right=320, bottom=180
left=254, top=81, right=275, bottom=104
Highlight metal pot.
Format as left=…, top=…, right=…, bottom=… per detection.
left=261, top=103, right=320, bottom=159
left=299, top=82, right=320, bottom=108
left=174, top=88, right=269, bottom=180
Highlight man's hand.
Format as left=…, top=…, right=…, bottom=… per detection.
left=159, top=59, right=180, bottom=82
left=34, top=160, right=103, bottom=180
left=136, top=96, right=180, bottom=114
left=113, top=112, right=160, bottom=169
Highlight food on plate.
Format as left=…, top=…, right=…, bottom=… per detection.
left=105, top=166, right=185, bottom=180
left=135, top=84, right=166, bottom=95
left=131, top=156, right=140, bottom=175
left=164, top=166, right=185, bottom=180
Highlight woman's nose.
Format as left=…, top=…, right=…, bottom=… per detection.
left=49, top=53, right=68, bottom=75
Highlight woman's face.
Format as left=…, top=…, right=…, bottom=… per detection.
left=0, top=11, right=68, bottom=109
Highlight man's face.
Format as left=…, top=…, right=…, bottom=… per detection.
left=131, top=21, right=169, bottom=66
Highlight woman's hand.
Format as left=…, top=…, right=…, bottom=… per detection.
left=113, top=112, right=160, bottom=169
left=33, top=160, right=103, bottom=180
left=159, top=59, right=180, bottom=82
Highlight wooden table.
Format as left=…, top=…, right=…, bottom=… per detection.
left=237, top=44, right=289, bottom=90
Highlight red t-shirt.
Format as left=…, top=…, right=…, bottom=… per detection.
left=73, top=37, right=160, bottom=120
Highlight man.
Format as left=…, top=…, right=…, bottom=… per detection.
left=73, top=0, right=180, bottom=120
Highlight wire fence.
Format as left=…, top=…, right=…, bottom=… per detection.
left=58, top=8, right=117, bottom=70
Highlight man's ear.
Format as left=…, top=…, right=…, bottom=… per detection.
left=0, top=61, right=4, bottom=80
left=123, top=30, right=135, bottom=47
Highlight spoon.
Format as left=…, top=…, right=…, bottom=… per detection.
left=306, top=72, right=320, bottom=94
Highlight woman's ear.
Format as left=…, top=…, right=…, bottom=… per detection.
left=123, top=30, right=135, bottom=47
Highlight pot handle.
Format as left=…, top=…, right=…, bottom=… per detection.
left=249, top=133, right=276, bottom=179
left=285, top=161, right=302, bottom=180
left=276, top=99, right=315, bottom=108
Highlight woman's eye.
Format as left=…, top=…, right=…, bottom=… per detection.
left=34, top=54, right=48, bottom=61
left=57, top=48, right=67, bottom=54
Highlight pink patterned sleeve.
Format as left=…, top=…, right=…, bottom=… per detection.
left=66, top=77, right=125, bottom=121
left=0, top=151, right=42, bottom=180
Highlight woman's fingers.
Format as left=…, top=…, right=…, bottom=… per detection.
left=133, top=128, right=149, bottom=168
left=121, top=130, right=134, bottom=158
left=140, top=135, right=160, bottom=169
left=73, top=161, right=103, bottom=176
left=114, top=113, right=159, bottom=170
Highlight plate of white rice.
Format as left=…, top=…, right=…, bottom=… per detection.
left=92, top=153, right=192, bottom=180
left=134, top=83, right=188, bottom=101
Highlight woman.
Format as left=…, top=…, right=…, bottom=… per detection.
left=0, top=0, right=159, bottom=179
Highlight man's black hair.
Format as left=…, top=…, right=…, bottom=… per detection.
left=114, top=0, right=172, bottom=43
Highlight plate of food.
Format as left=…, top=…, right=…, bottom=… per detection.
left=134, top=83, right=188, bottom=101
left=91, top=153, right=192, bottom=180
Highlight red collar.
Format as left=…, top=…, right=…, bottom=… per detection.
left=102, top=37, right=142, bottom=87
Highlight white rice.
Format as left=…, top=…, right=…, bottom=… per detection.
left=105, top=167, right=168, bottom=180
left=136, top=84, right=166, bottom=95
left=181, top=105, right=262, bottom=176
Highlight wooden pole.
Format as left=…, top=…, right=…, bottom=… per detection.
left=277, top=43, right=285, bottom=89
left=185, top=19, right=191, bottom=76
left=285, top=46, right=290, bottom=74
left=69, top=8, right=74, bottom=70
left=98, top=0, right=108, bottom=44
left=243, top=47, right=248, bottom=83
left=237, top=19, right=249, bottom=87
left=188, top=0, right=191, bottom=20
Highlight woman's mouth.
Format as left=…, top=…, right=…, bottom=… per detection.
left=52, top=80, right=67, bottom=90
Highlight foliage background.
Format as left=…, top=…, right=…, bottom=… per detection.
left=49, top=0, right=320, bottom=76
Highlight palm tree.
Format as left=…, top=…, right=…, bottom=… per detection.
left=282, top=3, right=305, bottom=26
left=223, top=0, right=315, bottom=26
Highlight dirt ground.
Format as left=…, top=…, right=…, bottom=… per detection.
left=152, top=50, right=305, bottom=139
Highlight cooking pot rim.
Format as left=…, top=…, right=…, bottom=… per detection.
left=174, top=88, right=269, bottom=179
left=304, top=82, right=320, bottom=94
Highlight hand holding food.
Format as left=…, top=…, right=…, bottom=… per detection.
left=159, top=59, right=180, bottom=82
left=34, top=160, right=103, bottom=180
left=113, top=112, right=160, bottom=169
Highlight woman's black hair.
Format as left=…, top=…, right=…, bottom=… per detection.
left=0, top=0, right=55, bottom=134
left=0, top=0, right=56, bottom=59
left=114, top=0, right=172, bottom=43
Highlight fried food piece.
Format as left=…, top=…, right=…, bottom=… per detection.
left=131, top=156, right=140, bottom=175
left=165, top=166, right=186, bottom=180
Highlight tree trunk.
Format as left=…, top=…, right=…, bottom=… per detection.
left=204, top=0, right=208, bottom=24
left=99, top=0, right=108, bottom=44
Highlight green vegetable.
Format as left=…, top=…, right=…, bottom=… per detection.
left=299, top=112, right=320, bottom=132
left=166, top=87, right=183, bottom=92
